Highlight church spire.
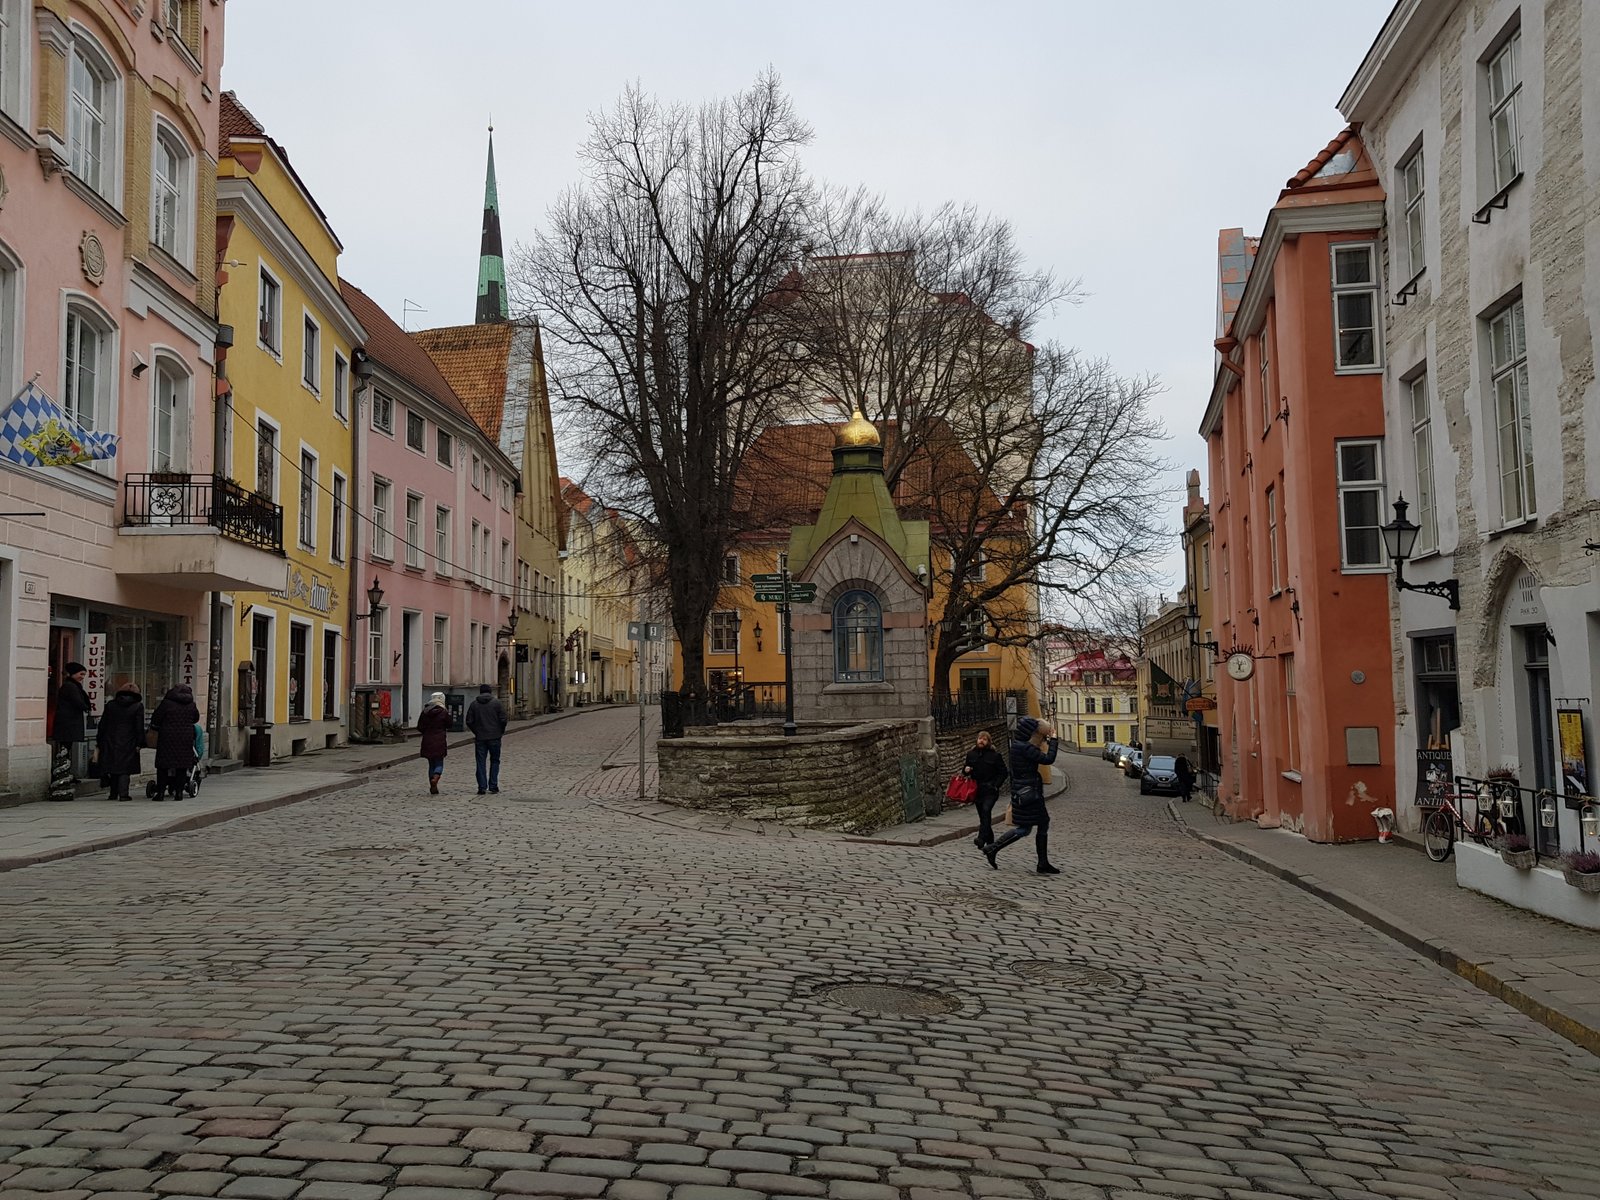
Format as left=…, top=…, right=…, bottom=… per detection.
left=475, top=123, right=508, bottom=324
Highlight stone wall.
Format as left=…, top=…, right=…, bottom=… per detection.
left=933, top=721, right=1010, bottom=791
left=657, top=720, right=933, bottom=833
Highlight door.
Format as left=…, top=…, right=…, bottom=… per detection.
left=322, top=630, right=339, bottom=720
left=251, top=614, right=271, bottom=722
left=288, top=623, right=308, bottom=720
left=402, top=612, right=420, bottom=723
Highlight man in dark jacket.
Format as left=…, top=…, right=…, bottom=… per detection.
left=149, top=684, right=200, bottom=802
left=95, top=682, right=146, bottom=801
left=465, top=684, right=509, bottom=795
left=984, top=716, right=1061, bottom=874
left=51, top=661, right=93, bottom=790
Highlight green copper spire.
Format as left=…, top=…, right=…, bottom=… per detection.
left=476, top=124, right=508, bottom=324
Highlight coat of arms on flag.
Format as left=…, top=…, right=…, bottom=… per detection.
left=0, top=382, right=118, bottom=468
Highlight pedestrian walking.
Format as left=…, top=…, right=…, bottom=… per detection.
left=94, top=682, right=145, bottom=801
left=983, top=716, right=1061, bottom=874
left=418, top=692, right=451, bottom=795
left=149, top=683, right=200, bottom=802
left=963, top=729, right=1008, bottom=849
left=1175, top=753, right=1196, bottom=803
left=465, top=683, right=509, bottom=795
left=49, top=661, right=93, bottom=800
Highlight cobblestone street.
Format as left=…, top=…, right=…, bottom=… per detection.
left=4, top=708, right=1599, bottom=1200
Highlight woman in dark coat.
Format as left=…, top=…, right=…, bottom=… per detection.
left=418, top=691, right=451, bottom=795
left=149, top=683, right=200, bottom=802
left=95, top=682, right=145, bottom=801
left=1174, top=754, right=1196, bottom=803
left=963, top=729, right=1009, bottom=849
left=983, top=716, right=1061, bottom=874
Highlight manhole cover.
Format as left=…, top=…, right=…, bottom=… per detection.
left=926, top=888, right=1019, bottom=912
left=1013, top=959, right=1128, bottom=989
left=818, top=982, right=961, bottom=1016
left=319, top=846, right=414, bottom=859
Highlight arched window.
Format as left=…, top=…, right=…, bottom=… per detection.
left=151, top=122, right=193, bottom=265
left=833, top=589, right=883, bottom=683
left=68, top=31, right=120, bottom=199
left=150, top=354, right=190, bottom=471
left=63, top=298, right=115, bottom=434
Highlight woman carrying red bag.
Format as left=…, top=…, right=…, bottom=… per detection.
left=963, top=729, right=1009, bottom=849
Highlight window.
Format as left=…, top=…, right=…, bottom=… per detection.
left=833, top=590, right=883, bottom=683
left=710, top=611, right=739, bottom=655
left=1414, top=634, right=1460, bottom=749
left=500, top=540, right=510, bottom=596
left=0, top=0, right=27, bottom=121
left=1487, top=30, right=1522, bottom=193
left=1489, top=299, right=1534, bottom=524
left=371, top=478, right=392, bottom=560
left=1259, top=333, right=1271, bottom=431
left=257, top=268, right=281, bottom=354
left=1101, top=696, right=1113, bottom=712
left=0, top=250, right=16, bottom=393
left=1266, top=485, right=1280, bottom=593
left=722, top=554, right=740, bottom=585
left=330, top=472, right=347, bottom=563
left=964, top=551, right=986, bottom=582
left=288, top=623, right=308, bottom=721
left=1408, top=373, right=1437, bottom=553
left=322, top=630, right=340, bottom=720
left=1283, top=655, right=1299, bottom=773
left=372, top=391, right=394, bottom=434
left=472, top=454, right=481, bottom=489
left=482, top=529, right=492, bottom=590
left=1202, top=543, right=1211, bottom=591
left=254, top=417, right=277, bottom=498
left=1203, top=634, right=1213, bottom=682
left=1336, top=441, right=1385, bottom=569
left=436, top=427, right=453, bottom=466
left=1085, top=725, right=1098, bottom=744
left=151, top=124, right=192, bottom=264
left=958, top=609, right=988, bottom=649
left=433, top=616, right=448, bottom=682
left=1129, top=696, right=1138, bottom=715
left=1086, top=697, right=1096, bottom=714
left=1103, top=724, right=1115, bottom=745
left=68, top=36, right=116, bottom=198
left=150, top=359, right=188, bottom=472
left=1332, top=244, right=1379, bottom=369
left=332, top=353, right=348, bottom=421
left=960, top=669, right=990, bottom=698
left=1399, top=147, right=1425, bottom=279
left=367, top=607, right=386, bottom=683
left=470, top=519, right=481, bottom=583
left=469, top=624, right=478, bottom=682
left=302, top=314, right=320, bottom=391
left=404, top=494, right=423, bottom=568
left=406, top=410, right=425, bottom=452
left=502, top=479, right=512, bottom=510
left=434, top=506, right=451, bottom=575
left=63, top=303, right=111, bottom=434
left=297, top=449, right=316, bottom=549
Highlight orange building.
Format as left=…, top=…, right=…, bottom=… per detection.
left=1198, top=128, right=1395, bottom=842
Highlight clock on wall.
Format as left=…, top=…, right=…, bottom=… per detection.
left=1225, top=652, right=1255, bottom=682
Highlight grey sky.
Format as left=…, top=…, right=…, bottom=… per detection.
left=224, top=0, right=1394, bottom=592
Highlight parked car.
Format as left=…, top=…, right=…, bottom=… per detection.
left=1102, top=741, right=1123, bottom=763
left=1117, top=746, right=1139, bottom=773
left=1123, top=749, right=1145, bottom=778
left=1140, top=754, right=1180, bottom=795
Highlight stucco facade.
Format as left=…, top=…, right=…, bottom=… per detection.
left=1341, top=0, right=1600, bottom=841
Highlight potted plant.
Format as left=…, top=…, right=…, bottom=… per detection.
left=1559, top=850, right=1600, bottom=894
left=1495, top=834, right=1536, bottom=870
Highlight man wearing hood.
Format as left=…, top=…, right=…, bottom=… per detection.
left=149, top=683, right=200, bottom=802
left=983, top=716, right=1061, bottom=874
left=464, top=683, right=509, bottom=795
left=95, top=682, right=146, bottom=801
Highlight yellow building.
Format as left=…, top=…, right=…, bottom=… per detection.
left=559, top=480, right=636, bottom=704
left=1049, top=651, right=1139, bottom=751
left=1181, top=468, right=1219, bottom=770
left=214, top=94, right=364, bottom=759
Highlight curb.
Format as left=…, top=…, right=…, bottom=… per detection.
left=0, top=707, right=618, bottom=874
left=1167, top=800, right=1600, bottom=1059
left=845, top=776, right=1073, bottom=849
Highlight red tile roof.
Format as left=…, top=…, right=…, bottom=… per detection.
left=1282, top=126, right=1377, bottom=195
left=411, top=324, right=514, bottom=441
left=338, top=281, right=478, bottom=430
left=219, top=91, right=265, bottom=153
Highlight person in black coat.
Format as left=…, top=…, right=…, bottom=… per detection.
left=984, top=716, right=1061, bottom=874
left=95, top=682, right=145, bottom=801
left=418, top=692, right=452, bottom=795
left=963, top=729, right=1009, bottom=849
left=51, top=661, right=93, bottom=783
left=149, top=683, right=200, bottom=802
left=1174, top=754, right=1196, bottom=803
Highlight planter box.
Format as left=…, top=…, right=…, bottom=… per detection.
left=1455, top=841, right=1600, bottom=930
left=1561, top=867, right=1600, bottom=894
left=1500, top=849, right=1537, bottom=870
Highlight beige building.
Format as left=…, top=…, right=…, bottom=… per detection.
left=1050, top=651, right=1139, bottom=752
left=559, top=479, right=637, bottom=704
left=1140, top=600, right=1199, bottom=758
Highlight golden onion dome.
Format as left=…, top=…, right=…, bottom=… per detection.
left=835, top=407, right=881, bottom=449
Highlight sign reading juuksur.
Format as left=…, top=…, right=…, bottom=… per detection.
left=0, top=382, right=118, bottom=467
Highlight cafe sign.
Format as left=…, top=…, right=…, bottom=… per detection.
left=270, top=568, right=338, bottom=616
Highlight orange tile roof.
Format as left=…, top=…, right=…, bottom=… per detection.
left=1282, top=126, right=1377, bottom=195
left=412, top=324, right=514, bottom=441
left=219, top=91, right=265, bottom=153
left=338, top=281, right=478, bottom=429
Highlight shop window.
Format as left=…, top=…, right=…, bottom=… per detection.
left=1413, top=634, right=1460, bottom=749
left=833, top=591, right=883, bottom=683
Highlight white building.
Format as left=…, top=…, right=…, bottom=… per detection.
left=1340, top=1, right=1600, bottom=859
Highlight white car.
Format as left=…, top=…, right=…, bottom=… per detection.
left=1103, top=741, right=1124, bottom=763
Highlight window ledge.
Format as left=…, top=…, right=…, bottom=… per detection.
left=259, top=342, right=282, bottom=362
left=302, top=382, right=321, bottom=400
left=1333, top=364, right=1385, bottom=376
left=62, top=173, right=128, bottom=228
left=1393, top=267, right=1425, bottom=305
left=1, top=110, right=35, bottom=150
left=1340, top=566, right=1390, bottom=576
left=1282, top=770, right=1303, bottom=784
left=148, top=245, right=198, bottom=287
left=1269, top=589, right=1283, bottom=599
left=1472, top=172, right=1523, bottom=225
left=1409, top=546, right=1443, bottom=563
left=1488, top=517, right=1538, bottom=539
left=824, top=681, right=894, bottom=694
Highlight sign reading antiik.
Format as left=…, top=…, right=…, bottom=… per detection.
left=270, top=568, right=338, bottom=616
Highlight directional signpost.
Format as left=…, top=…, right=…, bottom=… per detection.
left=627, top=620, right=666, bottom=797
left=753, top=568, right=810, bottom=736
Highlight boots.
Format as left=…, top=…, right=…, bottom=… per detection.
left=429, top=775, right=440, bottom=795
left=1037, top=862, right=1061, bottom=875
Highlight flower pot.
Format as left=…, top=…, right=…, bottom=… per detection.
left=1561, top=867, right=1600, bottom=893
left=1501, top=849, right=1537, bottom=870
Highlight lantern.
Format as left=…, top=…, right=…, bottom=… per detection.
left=1498, top=792, right=1517, bottom=819
left=1540, top=792, right=1558, bottom=828
left=1582, top=804, right=1599, bottom=840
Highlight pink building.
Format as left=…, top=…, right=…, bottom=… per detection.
left=0, top=2, right=284, bottom=796
left=339, top=282, right=518, bottom=729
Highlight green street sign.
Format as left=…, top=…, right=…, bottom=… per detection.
left=750, top=573, right=785, bottom=584
left=754, top=592, right=788, bottom=603
left=787, top=586, right=818, bottom=602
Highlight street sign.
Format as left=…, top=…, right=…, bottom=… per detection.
left=753, top=592, right=788, bottom=604
left=788, top=585, right=817, bottom=601
left=628, top=622, right=667, bottom=642
left=750, top=573, right=785, bottom=584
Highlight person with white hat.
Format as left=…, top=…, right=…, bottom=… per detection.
left=417, top=692, right=452, bottom=795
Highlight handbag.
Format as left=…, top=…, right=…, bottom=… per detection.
left=945, top=774, right=977, bottom=804
left=145, top=728, right=160, bottom=749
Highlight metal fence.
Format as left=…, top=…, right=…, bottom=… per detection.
left=931, top=690, right=1029, bottom=733
left=123, top=473, right=285, bottom=553
left=1454, top=774, right=1572, bottom=861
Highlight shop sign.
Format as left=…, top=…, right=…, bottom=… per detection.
left=84, top=634, right=106, bottom=712
left=1185, top=696, right=1216, bottom=712
left=1415, top=747, right=1454, bottom=809
left=179, top=641, right=199, bottom=691
left=269, top=569, right=338, bottom=616
left=1558, top=708, right=1589, bottom=798
left=1509, top=572, right=1545, bottom=623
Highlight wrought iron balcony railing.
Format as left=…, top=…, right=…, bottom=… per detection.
left=122, top=473, right=285, bottom=554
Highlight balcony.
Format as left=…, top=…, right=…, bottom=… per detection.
left=116, top=473, right=288, bottom=591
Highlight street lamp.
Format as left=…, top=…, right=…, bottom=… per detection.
left=731, top=611, right=743, bottom=692
left=353, top=578, right=384, bottom=622
left=1380, top=495, right=1460, bottom=610
left=1184, top=605, right=1219, bottom=657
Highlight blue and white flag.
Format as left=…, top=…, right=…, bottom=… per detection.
left=0, top=382, right=118, bottom=468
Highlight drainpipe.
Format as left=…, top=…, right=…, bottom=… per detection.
left=208, top=325, right=234, bottom=762
left=350, top=350, right=375, bottom=735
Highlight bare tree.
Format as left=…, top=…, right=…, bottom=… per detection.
left=514, top=75, right=813, bottom=698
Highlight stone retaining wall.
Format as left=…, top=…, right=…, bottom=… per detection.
left=657, top=720, right=932, bottom=833
left=933, top=721, right=1011, bottom=793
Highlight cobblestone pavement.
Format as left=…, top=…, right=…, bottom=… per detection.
left=4, top=707, right=1600, bottom=1200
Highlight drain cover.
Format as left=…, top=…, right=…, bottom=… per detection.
left=927, top=888, right=1019, bottom=912
left=1013, top=959, right=1128, bottom=989
left=818, top=982, right=961, bottom=1016
left=320, top=846, right=413, bottom=859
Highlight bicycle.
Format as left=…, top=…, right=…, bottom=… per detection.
left=1421, top=788, right=1505, bottom=862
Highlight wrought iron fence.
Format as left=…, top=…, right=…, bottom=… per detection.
left=123, top=473, right=285, bottom=553
left=1454, top=775, right=1568, bottom=861
left=931, top=689, right=1029, bottom=733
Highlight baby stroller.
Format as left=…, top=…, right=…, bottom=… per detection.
left=145, top=722, right=207, bottom=799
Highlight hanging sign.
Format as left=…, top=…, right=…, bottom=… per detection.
left=84, top=634, right=107, bottom=712
left=179, top=641, right=199, bottom=691
left=1558, top=708, right=1589, bottom=800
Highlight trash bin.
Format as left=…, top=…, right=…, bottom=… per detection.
left=247, top=725, right=273, bottom=768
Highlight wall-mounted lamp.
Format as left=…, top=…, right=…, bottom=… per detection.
left=1184, top=605, right=1219, bottom=658
left=1276, top=397, right=1290, bottom=425
left=351, top=578, right=385, bottom=622
left=1380, top=495, right=1460, bottom=610
left=753, top=622, right=764, bottom=652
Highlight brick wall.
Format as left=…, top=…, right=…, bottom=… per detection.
left=657, top=720, right=933, bottom=834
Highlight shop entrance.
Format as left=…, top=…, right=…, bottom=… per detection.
left=251, top=614, right=271, bottom=722
left=322, top=630, right=339, bottom=721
